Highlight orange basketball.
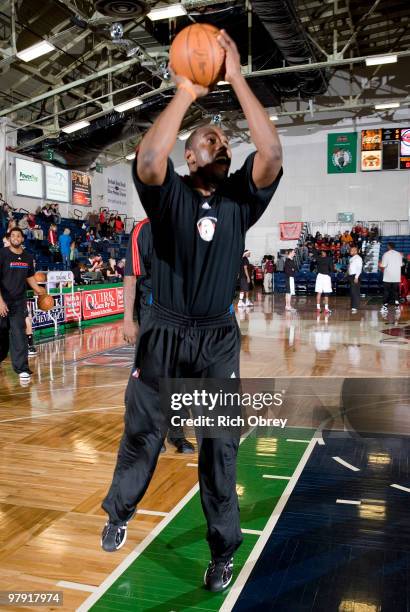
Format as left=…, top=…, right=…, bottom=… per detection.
left=37, top=294, right=54, bottom=312
left=169, top=23, right=225, bottom=88
left=34, top=271, right=47, bottom=283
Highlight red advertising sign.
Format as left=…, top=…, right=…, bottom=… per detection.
left=280, top=222, right=303, bottom=240
left=64, top=291, right=82, bottom=322
left=81, top=287, right=124, bottom=320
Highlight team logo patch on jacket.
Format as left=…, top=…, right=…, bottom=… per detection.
left=197, top=216, right=217, bottom=242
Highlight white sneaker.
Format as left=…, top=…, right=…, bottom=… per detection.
left=19, top=372, right=31, bottom=381
left=238, top=300, right=245, bottom=309
left=351, top=308, right=358, bottom=314
left=380, top=305, right=388, bottom=313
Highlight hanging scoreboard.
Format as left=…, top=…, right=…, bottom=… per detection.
left=361, top=128, right=409, bottom=171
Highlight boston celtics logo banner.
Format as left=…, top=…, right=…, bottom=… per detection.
left=327, top=132, right=357, bottom=174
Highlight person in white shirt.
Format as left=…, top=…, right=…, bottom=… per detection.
left=379, top=242, right=402, bottom=312
left=348, top=246, right=362, bottom=313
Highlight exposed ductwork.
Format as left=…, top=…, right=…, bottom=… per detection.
left=15, top=0, right=330, bottom=168
left=250, top=0, right=329, bottom=97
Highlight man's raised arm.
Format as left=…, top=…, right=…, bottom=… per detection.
left=217, top=30, right=282, bottom=189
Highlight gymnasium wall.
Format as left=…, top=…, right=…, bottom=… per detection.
left=175, top=122, right=410, bottom=260
left=2, top=116, right=410, bottom=262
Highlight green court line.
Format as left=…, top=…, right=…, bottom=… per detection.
left=90, top=428, right=314, bottom=612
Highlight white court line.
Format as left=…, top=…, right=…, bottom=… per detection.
left=262, top=475, right=291, bottom=480
left=286, top=439, right=310, bottom=443
left=242, top=529, right=263, bottom=536
left=186, top=463, right=198, bottom=467
left=391, top=484, right=410, bottom=493
left=221, top=435, right=317, bottom=611
left=77, top=425, right=255, bottom=611
left=77, top=482, right=200, bottom=612
left=332, top=456, right=360, bottom=472
left=137, top=509, right=168, bottom=517
left=317, top=431, right=325, bottom=446
left=336, top=499, right=361, bottom=505
left=57, top=581, right=96, bottom=593
left=0, top=406, right=123, bottom=424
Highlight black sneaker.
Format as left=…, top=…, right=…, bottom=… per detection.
left=101, top=521, right=127, bottom=552
left=169, top=438, right=195, bottom=454
left=204, top=558, right=233, bottom=592
left=28, top=346, right=37, bottom=357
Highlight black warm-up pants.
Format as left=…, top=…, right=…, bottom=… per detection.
left=383, top=282, right=400, bottom=306
left=102, top=302, right=243, bottom=562
left=349, top=275, right=361, bottom=309
left=0, top=299, right=29, bottom=374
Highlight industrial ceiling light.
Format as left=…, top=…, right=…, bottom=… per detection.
left=147, top=3, right=187, bottom=20
left=374, top=102, right=400, bottom=110
left=114, top=97, right=143, bottom=112
left=62, top=119, right=90, bottom=134
left=16, top=40, right=55, bottom=62
left=365, top=54, right=397, bottom=67
left=126, top=152, right=136, bottom=160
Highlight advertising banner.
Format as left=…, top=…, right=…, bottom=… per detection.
left=64, top=291, right=82, bottom=323
left=81, top=286, right=124, bottom=320
left=361, top=129, right=382, bottom=171
left=400, top=128, right=410, bottom=169
left=46, top=166, right=70, bottom=202
left=107, top=177, right=127, bottom=208
left=72, top=170, right=91, bottom=206
left=15, top=158, right=43, bottom=198
left=28, top=295, right=65, bottom=329
left=279, top=222, right=303, bottom=241
left=327, top=133, right=357, bottom=174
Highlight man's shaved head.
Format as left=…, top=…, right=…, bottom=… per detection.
left=183, top=125, right=232, bottom=185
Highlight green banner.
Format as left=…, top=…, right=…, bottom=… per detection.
left=327, top=132, right=357, bottom=174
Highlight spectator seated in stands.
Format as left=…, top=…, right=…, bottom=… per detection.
left=341, top=230, right=353, bottom=245
left=115, top=258, right=125, bottom=279
left=114, top=216, right=124, bottom=236
left=369, top=225, right=380, bottom=241
left=27, top=213, right=43, bottom=240
left=105, top=258, right=121, bottom=282
left=6, top=218, right=17, bottom=234
left=18, top=214, right=32, bottom=239
left=51, top=203, right=61, bottom=224
left=41, top=203, right=54, bottom=222
left=82, top=254, right=104, bottom=283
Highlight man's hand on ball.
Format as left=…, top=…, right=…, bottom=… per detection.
left=169, top=66, right=209, bottom=99
left=217, top=29, right=241, bottom=82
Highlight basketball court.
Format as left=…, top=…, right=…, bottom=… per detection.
left=0, top=294, right=409, bottom=610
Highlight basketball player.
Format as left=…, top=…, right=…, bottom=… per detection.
left=124, top=219, right=195, bottom=454
left=348, top=246, right=363, bottom=313
left=101, top=29, right=283, bottom=592
left=284, top=249, right=297, bottom=311
left=315, top=250, right=333, bottom=314
left=238, top=250, right=253, bottom=308
left=0, top=228, right=45, bottom=380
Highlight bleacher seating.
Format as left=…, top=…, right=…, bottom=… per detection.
left=1, top=211, right=131, bottom=272
left=380, top=235, right=410, bottom=258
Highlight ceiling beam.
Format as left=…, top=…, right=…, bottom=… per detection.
left=0, top=56, right=141, bottom=117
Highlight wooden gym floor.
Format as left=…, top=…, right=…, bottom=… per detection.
left=0, top=294, right=408, bottom=611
